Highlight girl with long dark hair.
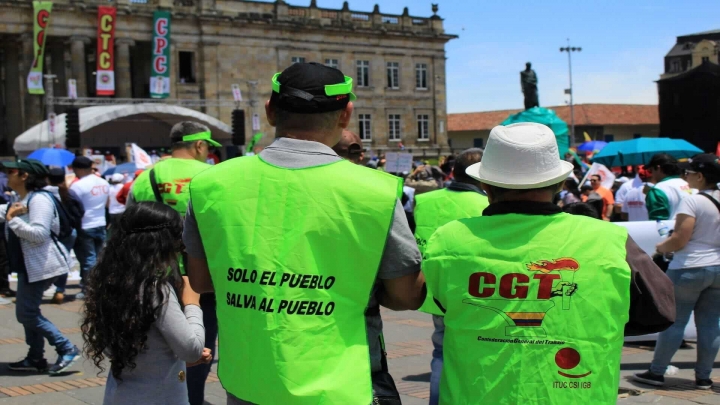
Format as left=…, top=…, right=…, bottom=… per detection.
left=82, top=202, right=210, bottom=405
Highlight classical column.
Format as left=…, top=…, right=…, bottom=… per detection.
left=69, top=36, right=90, bottom=98
left=20, top=34, right=43, bottom=131
left=115, top=38, right=135, bottom=98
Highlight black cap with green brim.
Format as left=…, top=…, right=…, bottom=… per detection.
left=2, top=158, right=49, bottom=176
left=270, top=62, right=356, bottom=114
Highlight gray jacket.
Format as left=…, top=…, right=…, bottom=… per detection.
left=0, top=191, right=69, bottom=283
left=103, top=285, right=205, bottom=405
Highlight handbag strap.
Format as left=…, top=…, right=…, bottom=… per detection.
left=148, top=168, right=163, bottom=203
left=699, top=192, right=720, bottom=213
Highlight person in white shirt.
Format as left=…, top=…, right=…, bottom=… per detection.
left=69, top=157, right=110, bottom=299
left=107, top=173, right=126, bottom=233
left=621, top=169, right=652, bottom=222
left=635, top=154, right=720, bottom=390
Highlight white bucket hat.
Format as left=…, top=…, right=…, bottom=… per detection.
left=466, top=122, right=574, bottom=189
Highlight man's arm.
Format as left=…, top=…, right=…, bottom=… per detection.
left=183, top=201, right=214, bottom=293
left=625, top=236, right=675, bottom=336
left=646, top=188, right=670, bottom=220
left=377, top=200, right=426, bottom=311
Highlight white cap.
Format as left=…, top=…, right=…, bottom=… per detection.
left=616, top=176, right=630, bottom=184
left=465, top=123, right=574, bottom=189
left=110, top=173, right=124, bottom=183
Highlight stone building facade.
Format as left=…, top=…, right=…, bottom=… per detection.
left=0, top=0, right=456, bottom=156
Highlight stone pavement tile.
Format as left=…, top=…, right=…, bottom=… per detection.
left=0, top=392, right=89, bottom=404
left=204, top=391, right=227, bottom=405
left=694, top=392, right=720, bottom=405
left=58, top=386, right=105, bottom=405
left=618, top=393, right=698, bottom=404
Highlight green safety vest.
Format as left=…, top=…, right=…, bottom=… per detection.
left=190, top=155, right=401, bottom=405
left=423, top=212, right=631, bottom=405
left=133, top=158, right=210, bottom=217
left=414, top=188, right=489, bottom=315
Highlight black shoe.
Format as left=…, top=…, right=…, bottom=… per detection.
left=696, top=379, right=713, bottom=390
left=0, top=288, right=16, bottom=298
left=8, top=358, right=48, bottom=372
left=632, top=370, right=665, bottom=386
left=48, top=345, right=80, bottom=375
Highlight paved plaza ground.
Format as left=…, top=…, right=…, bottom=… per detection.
left=0, top=282, right=717, bottom=404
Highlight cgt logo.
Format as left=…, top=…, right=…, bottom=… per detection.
left=90, top=185, right=109, bottom=196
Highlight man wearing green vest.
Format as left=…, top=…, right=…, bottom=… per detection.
left=130, top=121, right=219, bottom=405
left=183, top=62, right=425, bottom=405
left=423, top=122, right=676, bottom=405
left=414, top=147, right=489, bottom=405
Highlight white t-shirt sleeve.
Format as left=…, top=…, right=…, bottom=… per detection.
left=675, top=195, right=698, bottom=218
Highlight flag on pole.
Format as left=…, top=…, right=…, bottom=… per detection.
left=131, top=143, right=153, bottom=169
left=579, top=163, right=616, bottom=190
left=246, top=133, right=264, bottom=154
left=583, top=132, right=592, bottom=142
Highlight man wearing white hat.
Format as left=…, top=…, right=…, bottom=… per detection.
left=422, top=123, right=675, bottom=404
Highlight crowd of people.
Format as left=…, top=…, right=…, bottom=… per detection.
left=0, top=62, right=717, bottom=405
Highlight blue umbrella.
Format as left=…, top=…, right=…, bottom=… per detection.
left=591, top=138, right=703, bottom=167
left=577, top=140, right=608, bottom=153
left=103, top=162, right=137, bottom=176
left=28, top=148, right=75, bottom=167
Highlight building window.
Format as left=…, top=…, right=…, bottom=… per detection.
left=291, top=56, right=306, bottom=64
left=686, top=60, right=692, bottom=71
left=388, top=114, right=401, bottom=141
left=473, top=138, right=484, bottom=148
left=633, top=133, right=642, bottom=139
left=386, top=62, right=399, bottom=89
left=178, top=51, right=196, bottom=83
left=417, top=114, right=429, bottom=141
left=325, top=59, right=339, bottom=69
left=359, top=114, right=372, bottom=141
left=604, top=134, right=615, bottom=143
left=670, top=59, right=681, bottom=72
left=129, top=0, right=148, bottom=3
left=416, top=63, right=428, bottom=89
left=357, top=60, right=370, bottom=87
left=702, top=56, right=710, bottom=63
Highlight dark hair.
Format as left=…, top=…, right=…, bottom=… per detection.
left=580, top=184, right=593, bottom=192
left=274, top=106, right=343, bottom=133
left=487, top=182, right=562, bottom=201
left=590, top=174, right=602, bottom=182
left=564, top=179, right=582, bottom=199
left=647, top=153, right=681, bottom=176
left=563, top=202, right=600, bottom=219
left=21, top=171, right=48, bottom=191
left=170, top=121, right=210, bottom=150
left=82, top=202, right=184, bottom=380
left=453, top=148, right=484, bottom=184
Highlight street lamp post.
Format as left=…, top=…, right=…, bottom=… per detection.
left=560, top=39, right=581, bottom=146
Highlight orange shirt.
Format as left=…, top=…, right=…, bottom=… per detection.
left=595, top=186, right=615, bottom=220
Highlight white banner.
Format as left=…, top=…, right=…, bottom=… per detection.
left=68, top=79, right=78, bottom=99
left=27, top=71, right=43, bottom=94
left=131, top=143, right=153, bottom=169
left=385, top=152, right=414, bottom=174
left=150, top=76, right=170, bottom=97
left=231, top=84, right=242, bottom=102
left=579, top=163, right=615, bottom=189
left=96, top=70, right=115, bottom=94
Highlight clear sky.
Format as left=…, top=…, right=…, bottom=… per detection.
left=278, top=0, right=720, bottom=113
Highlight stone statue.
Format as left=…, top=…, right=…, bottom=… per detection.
left=521, top=62, right=539, bottom=110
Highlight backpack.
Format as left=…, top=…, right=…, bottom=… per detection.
left=28, top=190, right=77, bottom=240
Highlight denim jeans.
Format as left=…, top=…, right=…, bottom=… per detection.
left=430, top=315, right=444, bottom=405
left=650, top=265, right=720, bottom=380
left=187, top=293, right=218, bottom=405
left=15, top=272, right=74, bottom=360
left=53, top=229, right=77, bottom=294
left=74, top=227, right=106, bottom=287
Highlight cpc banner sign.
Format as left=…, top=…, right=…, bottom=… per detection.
left=96, top=6, right=116, bottom=96
left=150, top=10, right=171, bottom=99
left=27, top=1, right=53, bottom=95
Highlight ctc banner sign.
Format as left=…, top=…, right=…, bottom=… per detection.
left=27, top=1, right=53, bottom=95
left=150, top=10, right=171, bottom=99
left=96, top=6, right=116, bottom=96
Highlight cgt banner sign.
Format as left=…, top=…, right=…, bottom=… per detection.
left=96, top=6, right=116, bottom=96
left=27, top=1, right=53, bottom=95
left=150, top=10, right=171, bottom=99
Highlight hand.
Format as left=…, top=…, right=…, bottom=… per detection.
left=551, top=282, right=578, bottom=297
left=187, top=348, right=212, bottom=367
left=181, top=276, right=201, bottom=306
left=6, top=203, right=27, bottom=220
